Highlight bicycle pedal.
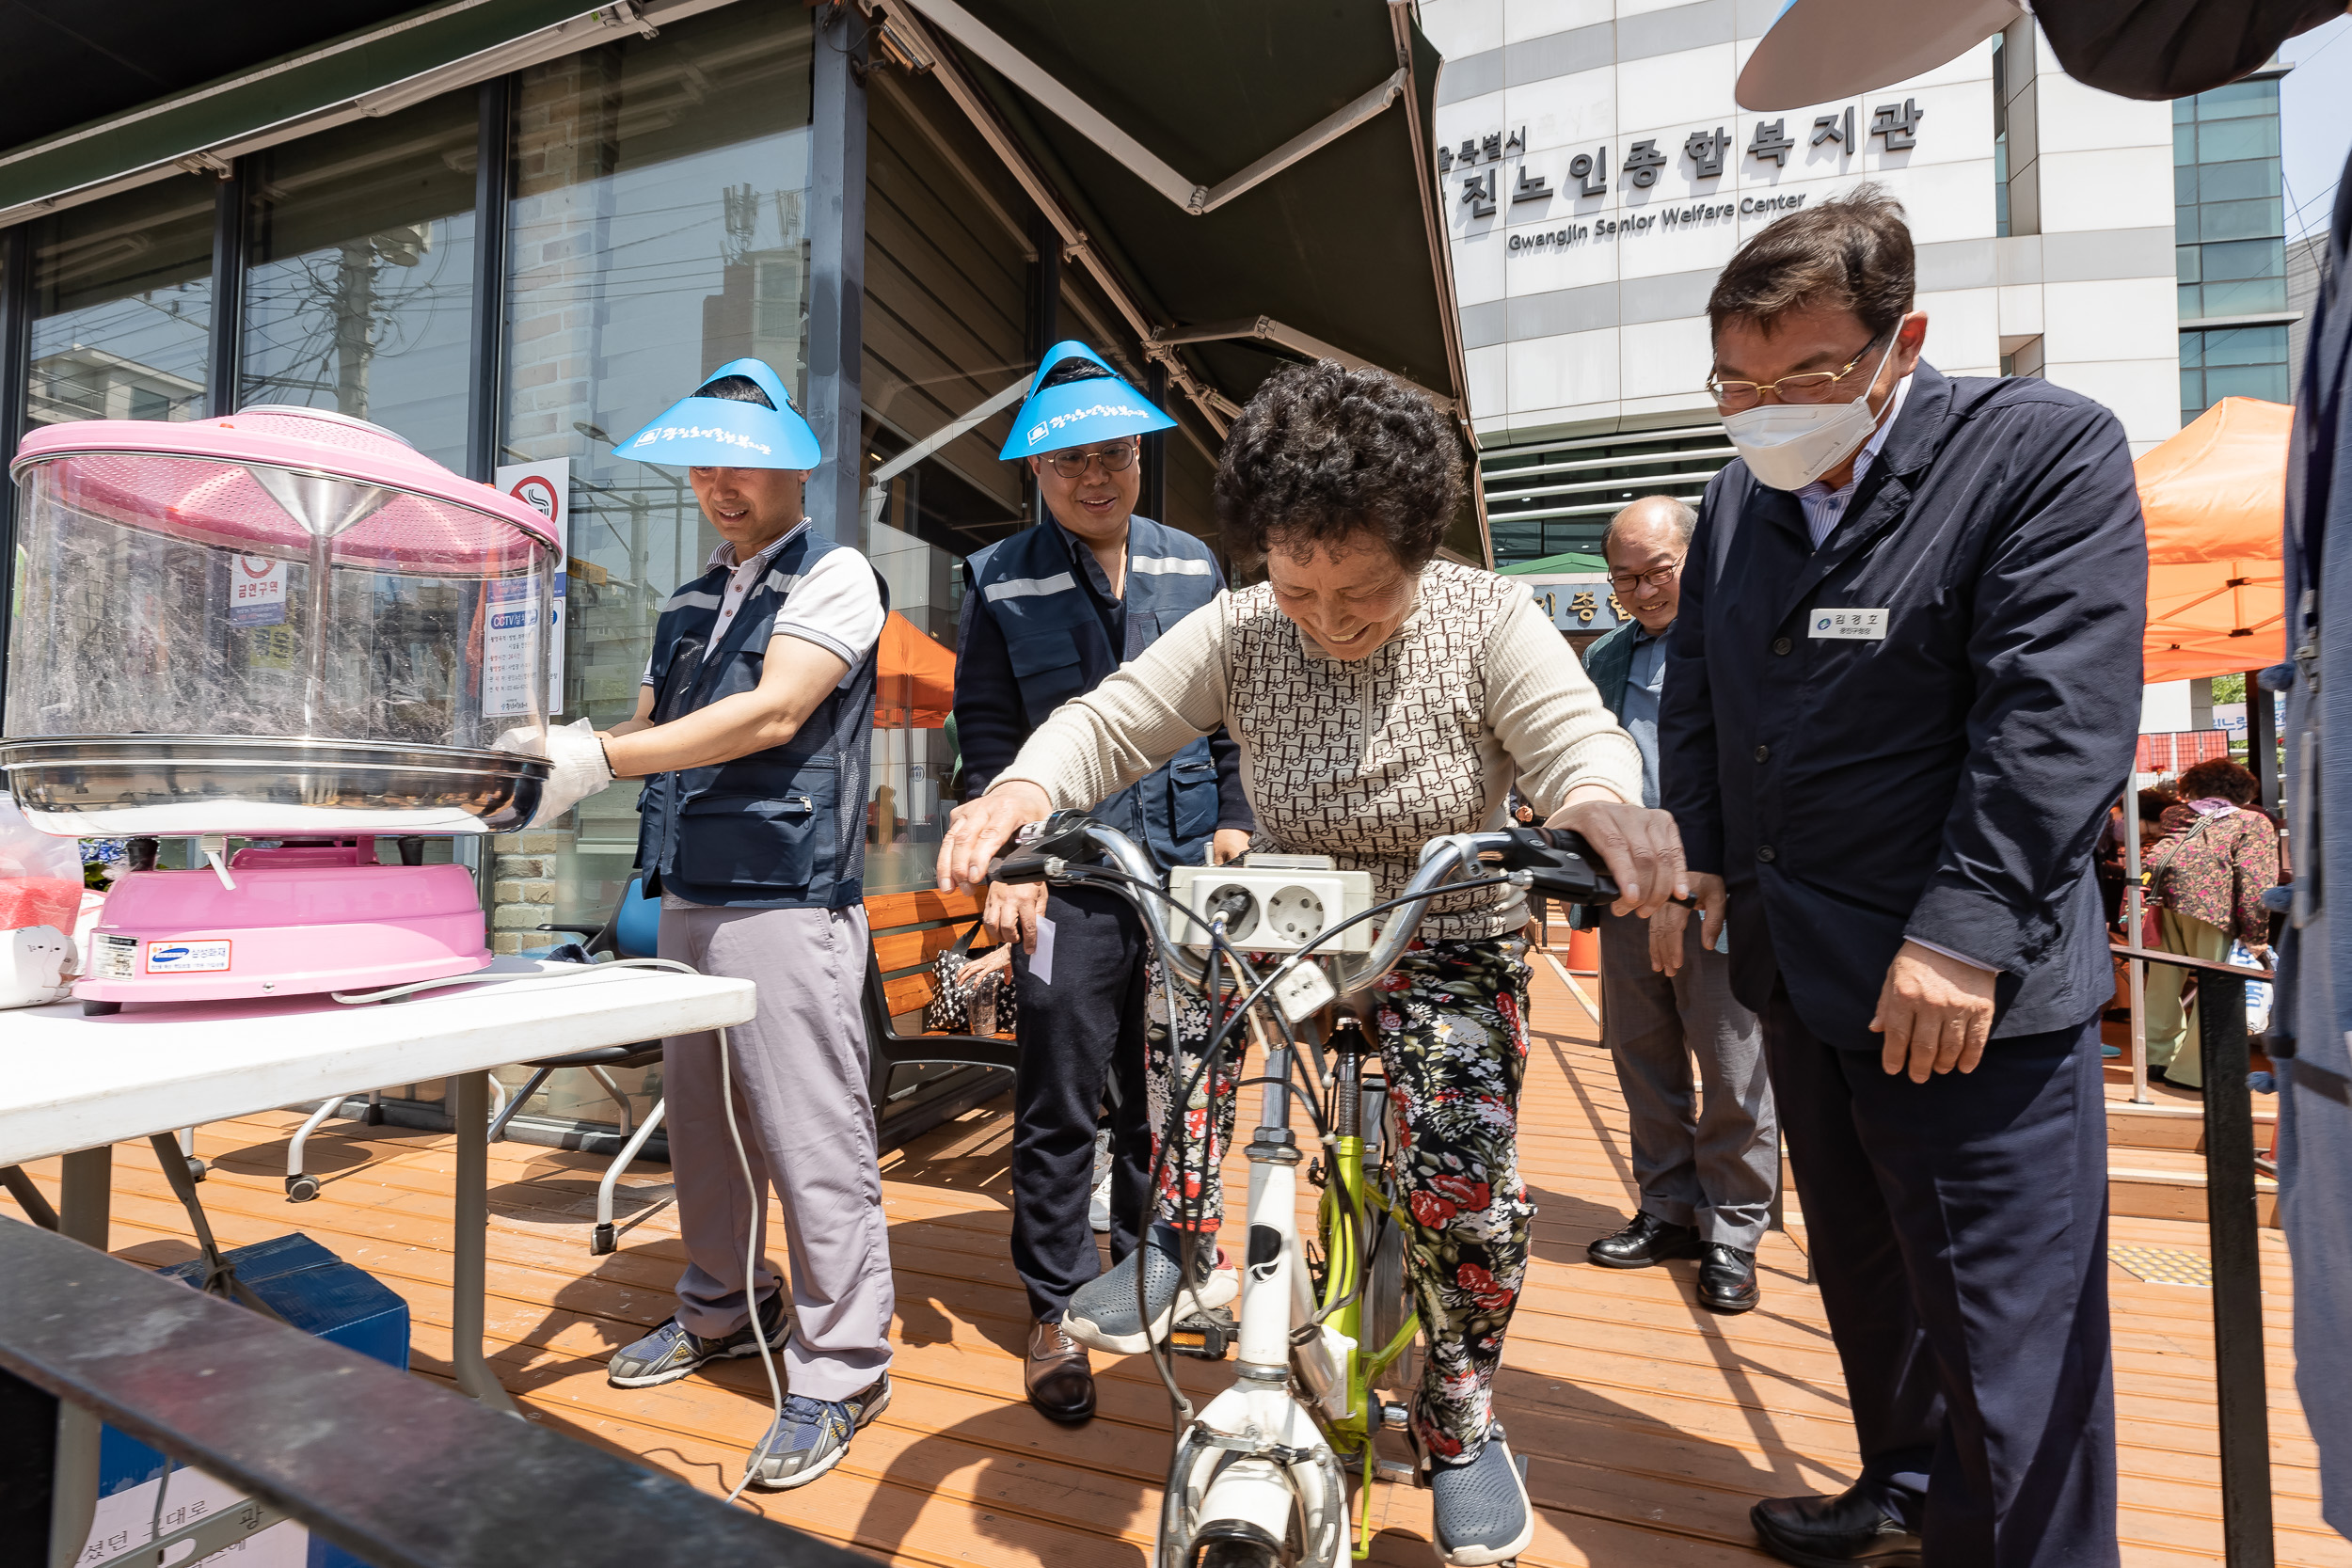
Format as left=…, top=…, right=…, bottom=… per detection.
left=1167, top=1305, right=1237, bottom=1359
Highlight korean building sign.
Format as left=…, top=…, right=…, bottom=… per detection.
left=1524, top=578, right=1628, bottom=633
left=1449, top=100, right=1927, bottom=234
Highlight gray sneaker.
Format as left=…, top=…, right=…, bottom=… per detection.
left=1063, top=1221, right=1236, bottom=1355
left=607, top=1297, right=787, bottom=1389
left=1429, top=1425, right=1535, bottom=1566
left=746, top=1373, right=892, bottom=1491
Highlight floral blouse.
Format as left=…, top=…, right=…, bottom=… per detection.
left=2147, top=800, right=2279, bottom=945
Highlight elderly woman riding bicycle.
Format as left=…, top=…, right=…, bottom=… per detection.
left=940, top=360, right=1687, bottom=1564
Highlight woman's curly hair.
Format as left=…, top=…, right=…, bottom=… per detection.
left=1213, top=359, right=1462, bottom=571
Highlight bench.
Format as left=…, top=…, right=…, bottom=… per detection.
left=863, top=888, right=1019, bottom=1147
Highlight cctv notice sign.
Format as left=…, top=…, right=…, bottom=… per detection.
left=491, top=458, right=570, bottom=716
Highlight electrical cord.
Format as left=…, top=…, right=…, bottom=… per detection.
left=334, top=956, right=787, bottom=1508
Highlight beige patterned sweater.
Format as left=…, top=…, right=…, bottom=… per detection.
left=993, top=560, right=1644, bottom=941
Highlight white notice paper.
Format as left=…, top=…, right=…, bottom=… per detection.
left=1806, top=608, right=1889, bottom=641
left=1030, top=914, right=1057, bottom=986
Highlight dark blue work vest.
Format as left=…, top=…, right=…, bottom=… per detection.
left=635, top=526, right=887, bottom=910
left=961, top=516, right=1222, bottom=869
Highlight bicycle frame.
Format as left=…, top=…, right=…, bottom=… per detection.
left=1009, top=820, right=1587, bottom=1568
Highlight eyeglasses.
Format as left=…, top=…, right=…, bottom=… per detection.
left=1045, top=444, right=1137, bottom=479
left=1706, top=340, right=1883, bottom=413
left=1607, top=558, right=1685, bottom=593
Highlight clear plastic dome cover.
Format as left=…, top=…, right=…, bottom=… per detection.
left=5, top=407, right=556, bottom=748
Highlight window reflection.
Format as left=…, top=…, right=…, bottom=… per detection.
left=240, top=93, right=480, bottom=467
left=500, top=7, right=815, bottom=931
left=28, top=175, right=214, bottom=426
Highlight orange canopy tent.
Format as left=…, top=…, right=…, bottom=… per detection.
left=874, top=610, right=955, bottom=728
left=2136, top=396, right=2290, bottom=684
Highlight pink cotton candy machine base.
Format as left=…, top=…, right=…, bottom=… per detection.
left=74, top=845, right=489, bottom=1009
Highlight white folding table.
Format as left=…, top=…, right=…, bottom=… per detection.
left=0, top=958, right=755, bottom=1402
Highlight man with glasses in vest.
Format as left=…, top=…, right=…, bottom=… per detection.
left=518, top=358, right=898, bottom=1491
left=954, top=341, right=1252, bottom=1424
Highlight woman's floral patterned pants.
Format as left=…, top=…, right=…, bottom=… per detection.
left=1142, top=938, right=1534, bottom=1467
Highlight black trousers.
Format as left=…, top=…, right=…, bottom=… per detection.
left=1764, top=989, right=2119, bottom=1568
left=1009, top=883, right=1153, bottom=1321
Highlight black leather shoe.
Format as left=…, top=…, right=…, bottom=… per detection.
left=1699, top=1243, right=1760, bottom=1313
left=1586, top=1212, right=1703, bottom=1269
left=1025, top=1320, right=1095, bottom=1423
left=1751, top=1486, right=1922, bottom=1566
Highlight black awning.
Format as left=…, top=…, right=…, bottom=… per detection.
left=876, top=0, right=1479, bottom=552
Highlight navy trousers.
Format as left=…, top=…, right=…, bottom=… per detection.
left=1009, top=883, right=1152, bottom=1321
left=1763, top=990, right=2119, bottom=1568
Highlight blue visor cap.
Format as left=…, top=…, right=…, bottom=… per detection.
left=615, top=357, right=822, bottom=469
left=998, top=340, right=1176, bottom=461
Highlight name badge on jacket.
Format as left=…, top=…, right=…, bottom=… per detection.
left=1808, top=609, right=1889, bottom=641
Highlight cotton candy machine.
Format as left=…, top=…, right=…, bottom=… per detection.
left=0, top=406, right=558, bottom=1007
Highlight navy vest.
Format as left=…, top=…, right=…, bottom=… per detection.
left=962, top=515, right=1222, bottom=868
left=635, top=526, right=887, bottom=910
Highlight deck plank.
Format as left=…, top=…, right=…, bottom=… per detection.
left=3, top=954, right=2342, bottom=1565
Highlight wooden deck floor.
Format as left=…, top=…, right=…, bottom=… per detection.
left=5, top=956, right=2343, bottom=1565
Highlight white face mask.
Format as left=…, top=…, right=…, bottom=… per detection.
left=1719, top=336, right=1899, bottom=492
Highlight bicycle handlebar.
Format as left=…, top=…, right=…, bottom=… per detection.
left=983, top=816, right=1626, bottom=998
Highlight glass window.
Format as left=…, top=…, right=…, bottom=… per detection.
left=500, top=6, right=815, bottom=935
left=2201, top=324, right=2288, bottom=366
left=2196, top=79, right=2280, bottom=119
left=239, top=94, right=480, bottom=467
left=27, top=176, right=215, bottom=427
left=2200, top=276, right=2287, bottom=316
left=2199, top=117, right=2280, bottom=163
left=2176, top=245, right=2201, bottom=284
left=2200, top=198, right=2285, bottom=244
left=2202, top=238, right=2284, bottom=281
left=2199, top=158, right=2281, bottom=203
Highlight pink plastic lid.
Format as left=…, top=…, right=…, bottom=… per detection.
left=11, top=408, right=560, bottom=572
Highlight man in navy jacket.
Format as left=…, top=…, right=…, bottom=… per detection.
left=954, top=342, right=1252, bottom=1425
left=1661, top=188, right=2144, bottom=1566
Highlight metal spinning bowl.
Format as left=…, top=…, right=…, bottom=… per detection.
left=0, top=736, right=549, bottom=836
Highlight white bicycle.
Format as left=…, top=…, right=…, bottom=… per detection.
left=987, top=814, right=1627, bottom=1568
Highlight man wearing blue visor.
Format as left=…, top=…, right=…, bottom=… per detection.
left=949, top=342, right=1252, bottom=1423
left=528, top=357, right=896, bottom=1491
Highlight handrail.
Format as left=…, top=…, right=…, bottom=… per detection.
left=2114, top=944, right=2276, bottom=1568
left=0, top=1220, right=866, bottom=1568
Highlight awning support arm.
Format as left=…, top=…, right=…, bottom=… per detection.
left=1149, top=317, right=1455, bottom=410
left=890, top=0, right=1405, bottom=215
left=866, top=0, right=1232, bottom=436
left=863, top=375, right=1032, bottom=533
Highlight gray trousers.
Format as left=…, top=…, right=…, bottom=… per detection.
left=1596, top=909, right=1778, bottom=1250
left=659, top=902, right=894, bottom=1402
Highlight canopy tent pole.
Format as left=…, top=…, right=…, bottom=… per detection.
left=2248, top=667, right=2280, bottom=812
left=2124, top=786, right=2151, bottom=1106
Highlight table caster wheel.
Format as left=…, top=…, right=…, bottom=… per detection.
left=285, top=1174, right=319, bottom=1203
left=590, top=1222, right=616, bottom=1256
left=185, top=1158, right=208, bottom=1184
left=361, top=1104, right=385, bottom=1126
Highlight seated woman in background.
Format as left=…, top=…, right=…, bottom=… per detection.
left=2141, top=760, right=2278, bottom=1091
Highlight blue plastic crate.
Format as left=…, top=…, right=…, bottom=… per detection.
left=88, top=1234, right=408, bottom=1568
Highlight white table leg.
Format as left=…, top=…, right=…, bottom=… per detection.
left=48, top=1148, right=109, bottom=1568
left=450, top=1072, right=517, bottom=1415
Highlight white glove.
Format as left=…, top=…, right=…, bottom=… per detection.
left=497, top=717, right=612, bottom=828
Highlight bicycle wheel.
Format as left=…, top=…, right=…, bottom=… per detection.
left=1365, top=1211, right=1420, bottom=1399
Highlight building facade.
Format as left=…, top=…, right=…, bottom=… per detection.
left=1417, top=1, right=2188, bottom=587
